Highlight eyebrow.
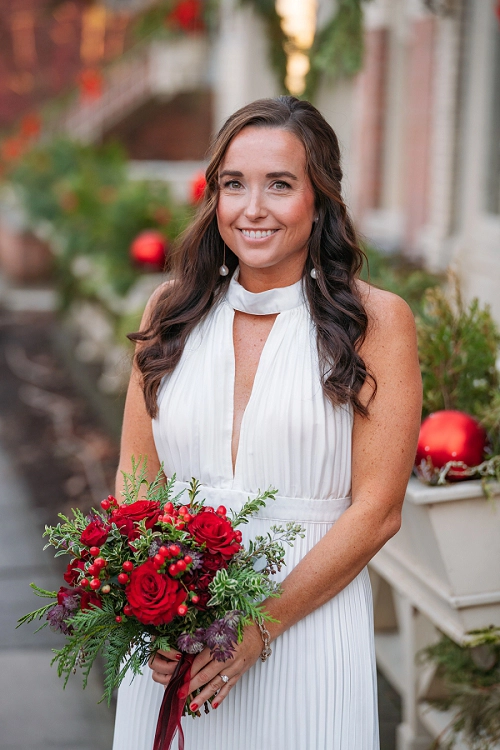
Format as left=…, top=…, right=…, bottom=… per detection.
left=219, top=170, right=298, bottom=180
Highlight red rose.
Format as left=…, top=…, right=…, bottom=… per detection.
left=125, top=560, right=186, bottom=625
left=63, top=559, right=85, bottom=585
left=187, top=511, right=240, bottom=558
left=201, top=552, right=228, bottom=574
left=79, top=590, right=102, bottom=611
left=111, top=501, right=161, bottom=541
left=80, top=519, right=109, bottom=547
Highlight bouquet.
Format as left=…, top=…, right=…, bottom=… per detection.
left=18, top=458, right=303, bottom=749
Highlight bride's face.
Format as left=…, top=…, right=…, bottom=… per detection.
left=216, top=126, right=316, bottom=286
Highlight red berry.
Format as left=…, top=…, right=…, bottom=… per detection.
left=188, top=584, right=196, bottom=591
left=184, top=513, right=192, bottom=523
left=177, top=604, right=188, bottom=616
left=94, top=557, right=106, bottom=569
left=176, top=559, right=187, bottom=572
left=87, top=564, right=97, bottom=576
left=154, top=553, right=165, bottom=566
left=117, top=573, right=129, bottom=584
left=216, top=505, right=227, bottom=516
left=115, top=616, right=122, bottom=623
left=123, top=604, right=133, bottom=616
left=90, top=578, right=101, bottom=590
left=122, top=561, right=134, bottom=572
left=108, top=495, right=118, bottom=505
left=89, top=546, right=100, bottom=557
left=101, top=584, right=111, bottom=594
left=169, top=563, right=178, bottom=576
left=162, top=515, right=174, bottom=525
left=169, top=544, right=180, bottom=557
left=204, top=506, right=214, bottom=513
left=184, top=555, right=192, bottom=564
left=179, top=506, right=188, bottom=515
left=100, top=498, right=111, bottom=510
left=235, top=531, right=242, bottom=542
left=191, top=594, right=200, bottom=604
left=175, top=520, right=185, bottom=530
left=159, top=546, right=169, bottom=557
left=80, top=578, right=89, bottom=588
left=164, top=502, right=174, bottom=514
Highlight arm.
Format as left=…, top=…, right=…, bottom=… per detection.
left=115, top=281, right=172, bottom=499
left=176, top=287, right=422, bottom=708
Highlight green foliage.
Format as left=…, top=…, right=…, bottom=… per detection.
left=305, top=0, right=370, bottom=98
left=360, top=244, right=441, bottom=315
left=417, top=283, right=500, bottom=419
left=240, top=0, right=289, bottom=91
left=8, top=138, right=190, bottom=305
left=478, top=390, right=500, bottom=457
left=420, top=629, right=500, bottom=750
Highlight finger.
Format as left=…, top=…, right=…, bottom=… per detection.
left=156, top=648, right=182, bottom=660
left=149, top=653, right=181, bottom=674
left=188, top=648, right=214, bottom=681
left=189, top=672, right=239, bottom=711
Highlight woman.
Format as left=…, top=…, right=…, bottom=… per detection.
left=112, top=96, right=422, bottom=750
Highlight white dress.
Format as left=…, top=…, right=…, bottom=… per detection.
left=112, top=272, right=379, bottom=750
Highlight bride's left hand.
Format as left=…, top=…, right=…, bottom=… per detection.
left=186, top=623, right=264, bottom=710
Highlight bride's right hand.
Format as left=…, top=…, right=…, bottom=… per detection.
left=149, top=648, right=182, bottom=687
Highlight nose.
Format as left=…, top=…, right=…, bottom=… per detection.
left=243, top=187, right=267, bottom=221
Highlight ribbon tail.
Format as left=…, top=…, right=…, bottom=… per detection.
left=152, top=653, right=194, bottom=750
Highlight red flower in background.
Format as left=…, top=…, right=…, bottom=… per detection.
left=78, top=68, right=103, bottom=101
left=20, top=113, right=41, bottom=139
left=167, top=0, right=205, bottom=33
left=190, top=171, right=206, bottom=204
left=125, top=560, right=186, bottom=625
left=187, top=512, right=240, bottom=559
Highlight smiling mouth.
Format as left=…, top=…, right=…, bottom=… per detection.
left=239, top=229, right=278, bottom=239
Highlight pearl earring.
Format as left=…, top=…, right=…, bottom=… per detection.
left=310, top=267, right=318, bottom=279
left=219, top=244, right=229, bottom=276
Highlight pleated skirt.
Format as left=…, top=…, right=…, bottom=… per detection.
left=112, top=510, right=380, bottom=750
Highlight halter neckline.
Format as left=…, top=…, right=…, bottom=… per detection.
left=225, top=268, right=305, bottom=315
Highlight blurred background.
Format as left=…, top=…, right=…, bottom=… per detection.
left=0, top=1, right=499, bottom=749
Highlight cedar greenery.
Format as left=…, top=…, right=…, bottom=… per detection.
left=420, top=629, right=500, bottom=750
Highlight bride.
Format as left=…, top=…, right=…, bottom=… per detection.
left=112, top=95, right=422, bottom=750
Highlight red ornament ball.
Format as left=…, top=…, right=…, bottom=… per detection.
left=415, top=410, right=487, bottom=481
left=130, top=230, right=167, bottom=270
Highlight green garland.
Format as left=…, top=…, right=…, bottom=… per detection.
left=420, top=628, right=500, bottom=750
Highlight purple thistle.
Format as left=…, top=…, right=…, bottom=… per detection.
left=205, top=618, right=238, bottom=662
left=223, top=610, right=242, bottom=629
left=47, top=604, right=72, bottom=635
left=177, top=628, right=206, bottom=654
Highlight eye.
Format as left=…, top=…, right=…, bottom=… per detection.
left=272, top=180, right=291, bottom=190
left=222, top=180, right=242, bottom=190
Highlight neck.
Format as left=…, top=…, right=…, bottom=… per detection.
left=237, top=255, right=307, bottom=293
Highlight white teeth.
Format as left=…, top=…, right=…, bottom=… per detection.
left=241, top=229, right=276, bottom=239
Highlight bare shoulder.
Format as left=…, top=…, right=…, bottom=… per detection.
left=355, top=279, right=416, bottom=347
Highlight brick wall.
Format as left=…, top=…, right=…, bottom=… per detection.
left=102, top=90, right=213, bottom=161
left=351, top=28, right=389, bottom=221
left=402, top=16, right=437, bottom=254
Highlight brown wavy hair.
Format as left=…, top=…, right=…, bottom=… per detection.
left=130, top=96, right=374, bottom=418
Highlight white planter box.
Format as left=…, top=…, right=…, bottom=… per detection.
left=371, top=477, right=500, bottom=643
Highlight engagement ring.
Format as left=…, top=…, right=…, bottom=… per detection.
left=220, top=674, right=229, bottom=684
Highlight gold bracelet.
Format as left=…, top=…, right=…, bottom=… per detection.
left=256, top=619, right=272, bottom=662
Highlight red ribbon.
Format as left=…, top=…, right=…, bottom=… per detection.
left=153, top=653, right=195, bottom=750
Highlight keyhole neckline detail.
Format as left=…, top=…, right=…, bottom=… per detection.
left=226, top=267, right=305, bottom=316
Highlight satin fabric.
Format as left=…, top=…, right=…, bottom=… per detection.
left=112, top=279, right=379, bottom=750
